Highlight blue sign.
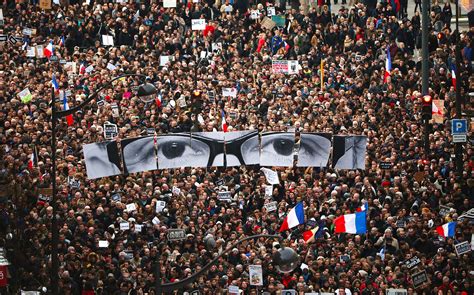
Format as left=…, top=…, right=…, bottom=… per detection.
left=452, top=119, right=467, bottom=134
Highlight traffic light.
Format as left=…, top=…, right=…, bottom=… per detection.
left=421, top=95, right=432, bottom=121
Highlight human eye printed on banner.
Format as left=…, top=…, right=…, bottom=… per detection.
left=224, top=130, right=260, bottom=167
left=332, top=135, right=367, bottom=169
left=192, top=132, right=226, bottom=167
left=83, top=141, right=122, bottom=179
left=260, top=132, right=295, bottom=167
left=297, top=133, right=331, bottom=167
left=121, top=136, right=157, bottom=174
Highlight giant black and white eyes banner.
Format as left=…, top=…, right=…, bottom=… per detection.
left=83, top=141, right=122, bottom=179
left=332, top=135, right=367, bottom=170
left=82, top=132, right=367, bottom=179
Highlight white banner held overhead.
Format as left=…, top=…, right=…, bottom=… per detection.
left=191, top=19, right=206, bottom=30
left=260, top=167, right=279, bottom=184
left=163, top=0, right=177, bottom=8
left=222, top=88, right=237, bottom=97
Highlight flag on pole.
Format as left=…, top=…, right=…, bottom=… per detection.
left=28, top=148, right=38, bottom=170
left=221, top=109, right=228, bottom=132
left=279, top=202, right=305, bottom=232
left=436, top=222, right=456, bottom=238
left=79, top=63, right=86, bottom=75
left=384, top=47, right=391, bottom=83
left=334, top=211, right=367, bottom=234
left=52, top=74, right=59, bottom=92
left=59, top=36, right=65, bottom=47
left=451, top=65, right=456, bottom=90
left=44, top=41, right=54, bottom=59
left=62, top=91, right=74, bottom=126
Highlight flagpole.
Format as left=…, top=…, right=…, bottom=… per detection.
left=454, top=0, right=463, bottom=176
left=50, top=86, right=60, bottom=295
left=421, top=0, right=430, bottom=153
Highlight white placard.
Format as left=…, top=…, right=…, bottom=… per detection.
left=126, top=203, right=137, bottom=213
left=64, top=62, right=77, bottom=74
left=249, top=265, right=263, bottom=286
left=229, top=286, right=239, bottom=295
left=212, top=42, right=222, bottom=53
left=26, top=46, right=36, bottom=57
left=85, top=65, right=94, bottom=74
left=250, top=10, right=260, bottom=20
left=191, top=19, right=206, bottom=30
left=156, top=200, right=166, bottom=213
left=152, top=216, right=160, bottom=225
left=98, top=240, right=109, bottom=248
left=23, top=28, right=33, bottom=36
left=454, top=241, right=471, bottom=256
left=120, top=222, right=130, bottom=231
left=172, top=186, right=181, bottom=196
left=18, top=88, right=33, bottom=103
left=36, top=45, right=44, bottom=58
left=267, top=7, right=276, bottom=16
left=160, top=55, right=171, bottom=66
left=163, top=0, right=177, bottom=8
left=102, top=35, right=114, bottom=46
left=103, top=123, right=118, bottom=140
left=106, top=63, right=117, bottom=71
left=222, top=88, right=237, bottom=98
left=0, top=9, right=3, bottom=22
left=264, top=201, right=277, bottom=212
left=135, top=224, right=143, bottom=233
left=260, top=168, right=280, bottom=185
left=386, top=289, right=407, bottom=295
left=265, top=185, right=273, bottom=197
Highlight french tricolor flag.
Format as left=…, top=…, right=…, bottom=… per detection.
left=356, top=203, right=368, bottom=212
left=451, top=66, right=456, bottom=90
left=59, top=36, right=65, bottom=47
left=52, top=74, right=59, bottom=92
left=334, top=211, right=367, bottom=234
left=302, top=226, right=319, bottom=243
left=44, top=41, right=54, bottom=59
left=79, top=63, right=86, bottom=75
left=221, top=109, right=228, bottom=132
left=279, top=202, right=305, bottom=232
left=436, top=222, right=456, bottom=238
left=62, top=91, right=74, bottom=126
left=384, top=47, right=391, bottom=83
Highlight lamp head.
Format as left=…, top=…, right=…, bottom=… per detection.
left=272, top=247, right=300, bottom=273
left=137, top=82, right=158, bottom=102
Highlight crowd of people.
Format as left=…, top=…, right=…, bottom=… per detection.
left=0, top=0, right=473, bottom=294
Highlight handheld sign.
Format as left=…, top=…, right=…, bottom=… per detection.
left=218, top=191, right=232, bottom=202
left=379, top=162, right=393, bottom=169
left=404, top=256, right=421, bottom=270
left=104, top=123, right=118, bottom=140
left=264, top=201, right=277, bottom=212
left=454, top=241, right=471, bottom=256
left=167, top=229, right=186, bottom=241
left=411, top=270, right=428, bottom=289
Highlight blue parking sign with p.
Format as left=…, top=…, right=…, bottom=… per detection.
left=451, top=119, right=467, bottom=134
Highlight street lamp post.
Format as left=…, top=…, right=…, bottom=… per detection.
left=155, top=234, right=300, bottom=294
left=454, top=0, right=463, bottom=176
left=49, top=74, right=157, bottom=295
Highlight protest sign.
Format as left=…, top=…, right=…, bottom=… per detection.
left=160, top=55, right=172, bottom=66
left=135, top=224, right=143, bottom=233
left=126, top=203, right=137, bottom=213
left=379, top=162, right=393, bottom=169
left=454, top=241, right=471, bottom=256
left=191, top=19, right=206, bottom=30
left=104, top=123, right=118, bottom=140
left=260, top=17, right=276, bottom=30
left=260, top=168, right=279, bottom=184
left=218, top=191, right=232, bottom=202
left=250, top=10, right=260, bottom=20
left=167, top=229, right=186, bottom=241
left=386, top=289, right=407, bottom=295
left=36, top=45, right=44, bottom=58
left=411, top=270, right=428, bottom=289
left=102, top=35, right=114, bottom=46
left=18, top=88, right=33, bottom=103
left=106, top=63, right=117, bottom=71
left=272, top=60, right=299, bottom=74
left=156, top=201, right=166, bottom=213
left=85, top=65, right=94, bottom=74
left=222, top=88, right=237, bottom=97
left=26, top=47, right=36, bottom=57
left=249, top=265, right=263, bottom=286
left=163, top=0, right=177, bottom=8
left=265, top=185, right=273, bottom=197
left=120, top=222, right=130, bottom=231
left=404, top=256, right=421, bottom=270
left=267, top=7, right=276, bottom=16
left=264, top=201, right=277, bottom=212
left=98, top=240, right=109, bottom=248
left=39, top=0, right=52, bottom=9
left=439, top=205, right=452, bottom=217
left=229, top=286, right=239, bottom=295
